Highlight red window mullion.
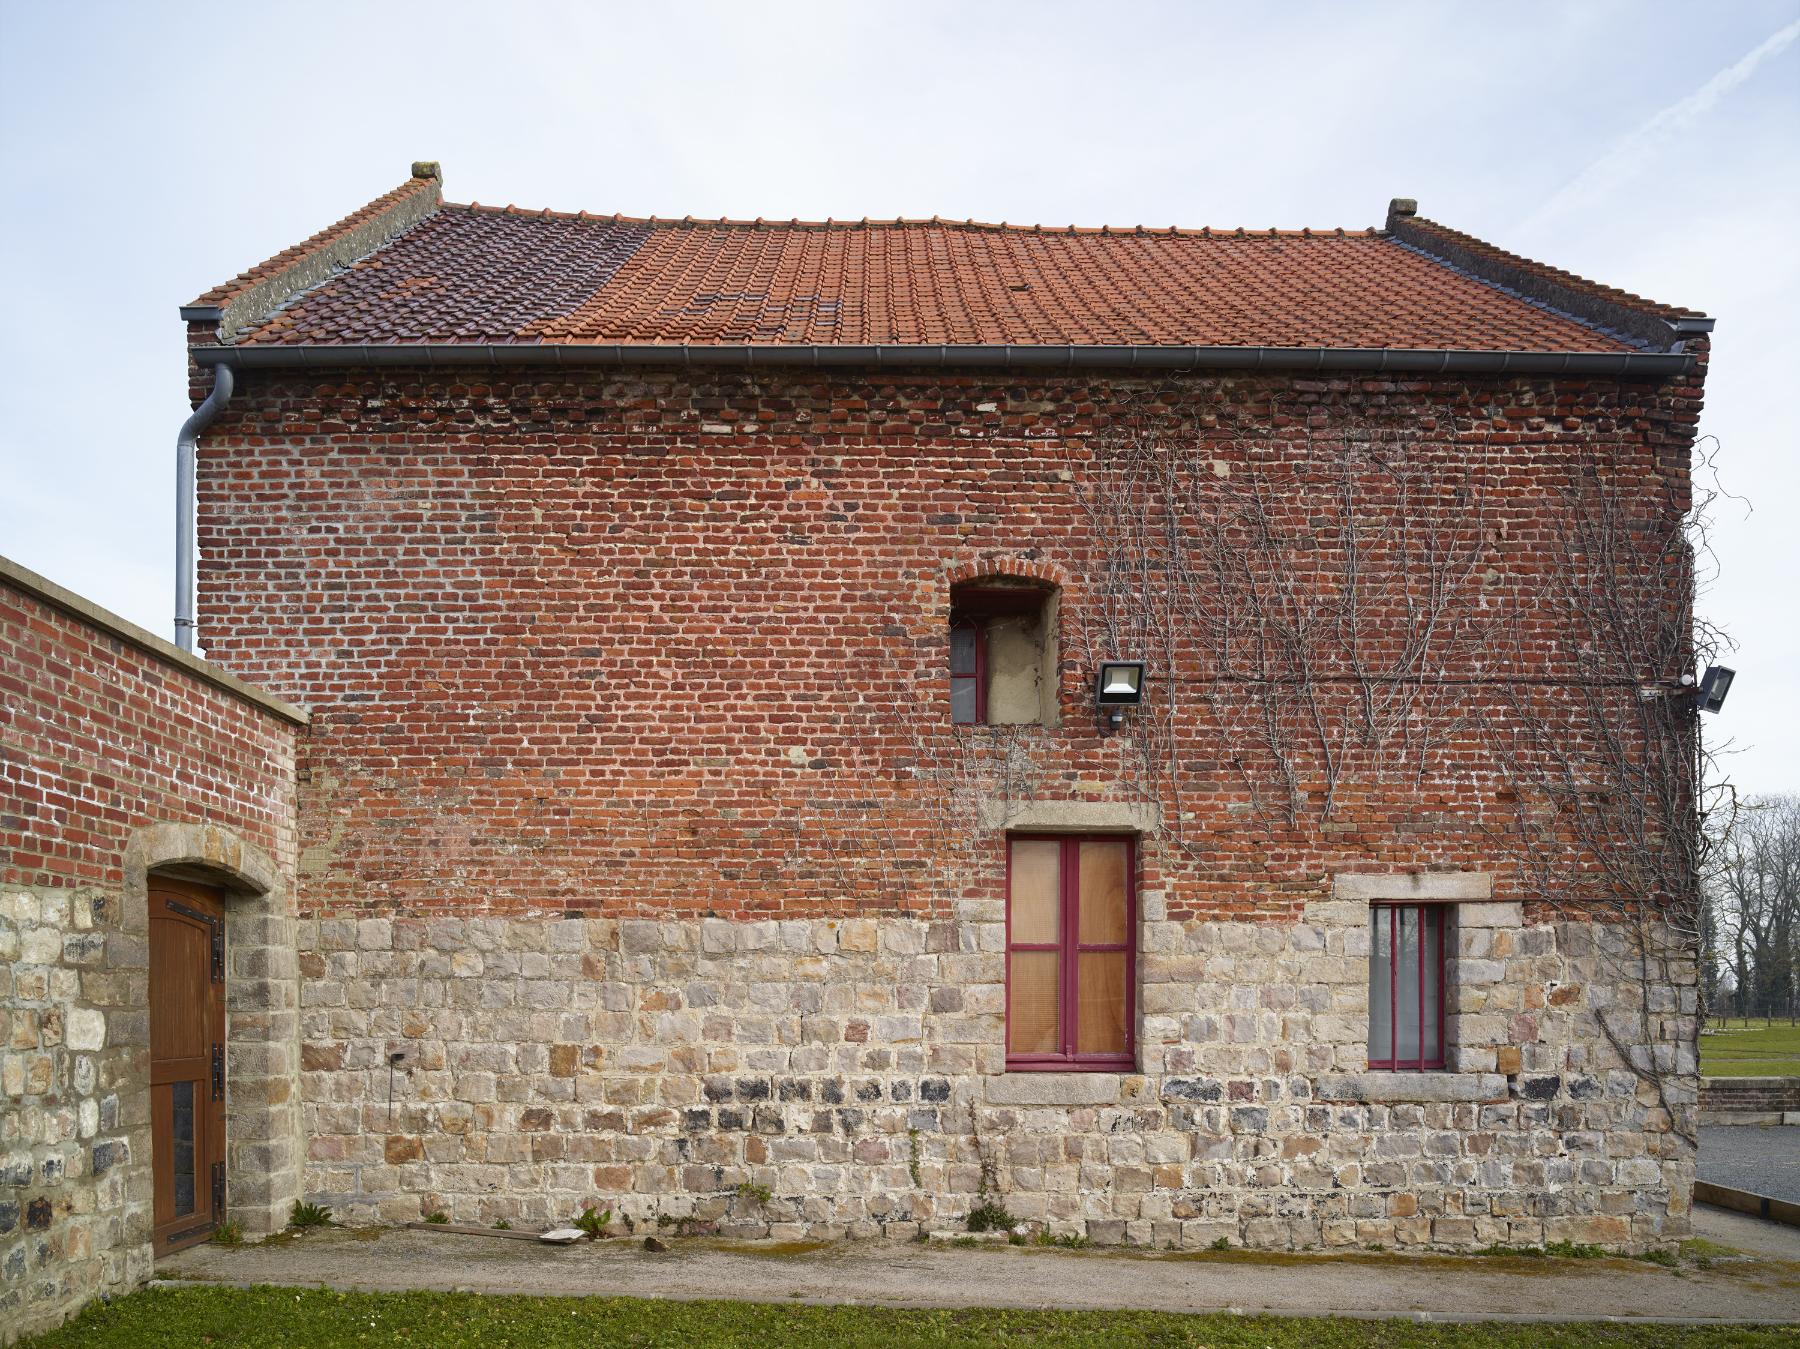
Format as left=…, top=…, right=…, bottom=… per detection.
left=1388, top=900, right=1398, bottom=1069
left=1437, top=907, right=1446, bottom=1068
left=974, top=621, right=987, bottom=724
left=1417, top=907, right=1427, bottom=1072
left=1060, top=838, right=1078, bottom=1058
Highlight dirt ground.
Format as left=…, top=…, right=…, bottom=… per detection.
left=156, top=1206, right=1800, bottom=1326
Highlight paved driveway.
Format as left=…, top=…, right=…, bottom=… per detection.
left=1699, top=1124, right=1800, bottom=1204
left=159, top=1223, right=1800, bottom=1325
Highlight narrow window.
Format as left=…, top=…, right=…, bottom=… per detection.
left=950, top=620, right=984, bottom=724
left=1368, top=902, right=1445, bottom=1070
left=948, top=582, right=1057, bottom=726
left=1006, top=835, right=1135, bottom=1070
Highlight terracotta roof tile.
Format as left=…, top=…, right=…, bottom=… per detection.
left=212, top=189, right=1699, bottom=355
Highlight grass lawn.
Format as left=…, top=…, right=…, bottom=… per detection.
left=20, top=1287, right=1800, bottom=1348
left=1702, top=1020, right=1800, bottom=1077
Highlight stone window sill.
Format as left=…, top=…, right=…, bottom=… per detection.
left=1315, top=1071, right=1507, bottom=1103
left=986, top=1073, right=1124, bottom=1106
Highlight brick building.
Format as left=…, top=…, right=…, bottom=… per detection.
left=5, top=162, right=1714, bottom=1333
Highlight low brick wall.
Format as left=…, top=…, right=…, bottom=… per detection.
left=1, top=560, right=306, bottom=1345
left=1699, top=1077, right=1800, bottom=1119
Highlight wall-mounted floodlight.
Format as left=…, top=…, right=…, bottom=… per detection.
left=1096, top=661, right=1146, bottom=730
left=1698, top=665, right=1735, bottom=714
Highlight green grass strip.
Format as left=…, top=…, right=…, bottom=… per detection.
left=20, top=1286, right=1800, bottom=1348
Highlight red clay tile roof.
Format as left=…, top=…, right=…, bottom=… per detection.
left=194, top=178, right=1702, bottom=355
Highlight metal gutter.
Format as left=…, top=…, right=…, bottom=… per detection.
left=190, top=342, right=1697, bottom=377
left=175, top=364, right=234, bottom=652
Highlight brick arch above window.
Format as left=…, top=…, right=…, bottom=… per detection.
left=943, top=555, right=1072, bottom=598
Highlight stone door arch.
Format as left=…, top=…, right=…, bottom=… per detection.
left=123, top=823, right=302, bottom=1239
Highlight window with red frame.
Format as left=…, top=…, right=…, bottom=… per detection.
left=1006, top=835, right=1135, bottom=1070
left=1368, top=903, right=1446, bottom=1070
left=949, top=583, right=1053, bottom=726
left=950, top=620, right=985, bottom=724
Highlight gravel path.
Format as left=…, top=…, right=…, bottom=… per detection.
left=1700, top=1125, right=1800, bottom=1204
left=157, top=1224, right=1800, bottom=1325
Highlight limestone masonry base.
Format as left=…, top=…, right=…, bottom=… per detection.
left=299, top=895, right=1695, bottom=1252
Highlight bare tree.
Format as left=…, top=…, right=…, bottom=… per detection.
left=1071, top=393, right=1730, bottom=1140
left=1712, top=795, right=1800, bottom=1021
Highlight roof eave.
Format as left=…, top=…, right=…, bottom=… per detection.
left=190, top=342, right=1698, bottom=378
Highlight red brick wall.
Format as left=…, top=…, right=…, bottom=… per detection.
left=0, top=580, right=297, bottom=890
left=192, top=361, right=1704, bottom=923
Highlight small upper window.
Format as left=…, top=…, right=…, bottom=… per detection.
left=949, top=582, right=1057, bottom=726
left=1368, top=902, right=1446, bottom=1070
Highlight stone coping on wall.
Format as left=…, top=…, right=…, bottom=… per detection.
left=0, top=553, right=309, bottom=726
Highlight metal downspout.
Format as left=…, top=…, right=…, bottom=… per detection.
left=174, top=363, right=234, bottom=652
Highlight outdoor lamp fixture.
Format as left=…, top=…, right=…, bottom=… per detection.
left=1096, top=661, right=1147, bottom=731
left=1697, top=665, right=1736, bottom=714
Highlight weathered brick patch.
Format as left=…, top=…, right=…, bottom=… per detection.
left=301, top=901, right=1695, bottom=1251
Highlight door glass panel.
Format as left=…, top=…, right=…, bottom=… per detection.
left=1009, top=951, right=1060, bottom=1054
left=1077, top=841, right=1128, bottom=945
left=1421, top=906, right=1443, bottom=1062
left=1008, top=840, right=1060, bottom=945
left=1369, top=907, right=1393, bottom=1063
left=1396, top=906, right=1421, bottom=1063
left=171, top=1080, right=196, bottom=1217
left=950, top=677, right=977, bottom=724
left=950, top=626, right=977, bottom=675
left=1077, top=951, right=1128, bottom=1055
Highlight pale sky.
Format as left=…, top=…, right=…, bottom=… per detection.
left=2, top=0, right=1796, bottom=795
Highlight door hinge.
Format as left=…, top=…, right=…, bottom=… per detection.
left=166, top=900, right=226, bottom=982
left=212, top=1161, right=226, bottom=1217
left=212, top=1044, right=225, bottom=1101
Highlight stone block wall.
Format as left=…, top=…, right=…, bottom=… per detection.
left=298, top=880, right=1695, bottom=1251
left=0, top=561, right=306, bottom=1344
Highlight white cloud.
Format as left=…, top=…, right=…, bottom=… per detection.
left=1514, top=15, right=1800, bottom=239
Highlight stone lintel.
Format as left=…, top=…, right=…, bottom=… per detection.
left=1316, top=1072, right=1507, bottom=1103
left=1455, top=901, right=1524, bottom=929
left=976, top=799, right=1158, bottom=834
left=986, top=1072, right=1122, bottom=1105
left=1332, top=872, right=1493, bottom=902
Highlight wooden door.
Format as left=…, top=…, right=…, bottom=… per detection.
left=150, top=879, right=226, bottom=1254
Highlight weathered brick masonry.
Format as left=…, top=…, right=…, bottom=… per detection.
left=0, top=560, right=306, bottom=1342
left=190, top=363, right=1704, bottom=1249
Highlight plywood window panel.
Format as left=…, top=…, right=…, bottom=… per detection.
left=1006, top=834, right=1136, bottom=1070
